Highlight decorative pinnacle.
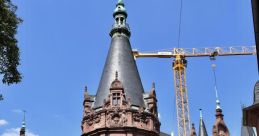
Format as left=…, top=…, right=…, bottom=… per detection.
left=199, top=109, right=203, bottom=118
left=115, top=71, right=118, bottom=80
left=117, top=0, right=124, bottom=6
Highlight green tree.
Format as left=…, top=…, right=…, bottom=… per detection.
left=0, top=0, right=22, bottom=85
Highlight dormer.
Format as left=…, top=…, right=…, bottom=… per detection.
left=109, top=72, right=126, bottom=107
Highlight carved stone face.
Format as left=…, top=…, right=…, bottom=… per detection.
left=254, top=81, right=259, bottom=104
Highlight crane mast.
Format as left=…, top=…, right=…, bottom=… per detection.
left=173, top=55, right=190, bottom=136
left=133, top=46, right=256, bottom=136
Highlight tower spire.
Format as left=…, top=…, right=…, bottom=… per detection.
left=198, top=109, right=208, bottom=136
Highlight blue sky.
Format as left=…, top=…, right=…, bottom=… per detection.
left=0, top=0, right=257, bottom=136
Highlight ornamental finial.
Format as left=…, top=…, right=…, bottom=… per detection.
left=118, top=0, right=123, bottom=4
left=115, top=71, right=118, bottom=80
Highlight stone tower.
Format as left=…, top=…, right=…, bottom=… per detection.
left=81, top=0, right=161, bottom=136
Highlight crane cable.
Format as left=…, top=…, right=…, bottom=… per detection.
left=210, top=59, right=221, bottom=110
left=177, top=0, right=184, bottom=48
left=211, top=63, right=219, bottom=100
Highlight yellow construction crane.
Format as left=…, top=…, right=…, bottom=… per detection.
left=133, top=46, right=256, bottom=136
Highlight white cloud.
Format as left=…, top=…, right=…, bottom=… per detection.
left=1, top=128, right=39, bottom=136
left=0, top=120, right=8, bottom=126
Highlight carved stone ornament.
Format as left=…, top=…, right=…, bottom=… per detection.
left=133, top=109, right=150, bottom=124
left=93, top=114, right=101, bottom=123
left=106, top=108, right=128, bottom=127
left=86, top=113, right=101, bottom=126
left=86, top=115, right=93, bottom=126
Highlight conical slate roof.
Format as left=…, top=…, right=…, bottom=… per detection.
left=94, top=35, right=145, bottom=108
left=94, top=0, right=145, bottom=108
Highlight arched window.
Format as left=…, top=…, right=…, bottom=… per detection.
left=116, top=18, right=119, bottom=24
left=120, top=17, right=124, bottom=25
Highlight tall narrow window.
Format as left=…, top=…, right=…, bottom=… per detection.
left=112, top=93, right=121, bottom=106
left=120, top=18, right=124, bottom=25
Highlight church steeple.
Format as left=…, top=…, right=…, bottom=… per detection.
left=110, top=0, right=131, bottom=37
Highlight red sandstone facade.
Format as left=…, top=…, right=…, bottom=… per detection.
left=82, top=75, right=160, bottom=136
